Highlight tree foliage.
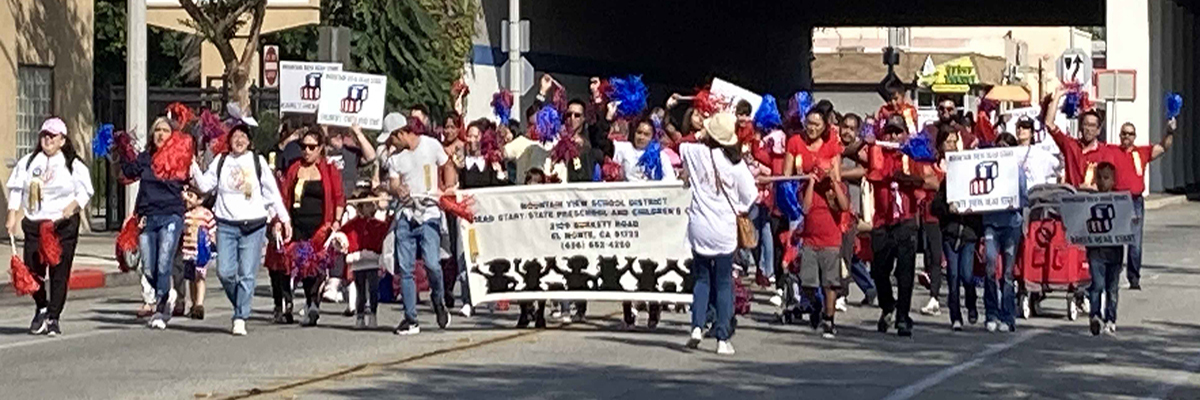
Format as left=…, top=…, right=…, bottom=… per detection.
left=178, top=0, right=268, bottom=110
left=94, top=0, right=200, bottom=90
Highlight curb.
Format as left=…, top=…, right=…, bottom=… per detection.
left=1, top=267, right=140, bottom=300
left=1145, top=194, right=1189, bottom=210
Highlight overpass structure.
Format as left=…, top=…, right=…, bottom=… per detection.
left=464, top=0, right=1198, bottom=194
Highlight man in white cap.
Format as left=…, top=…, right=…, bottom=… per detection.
left=373, top=112, right=407, bottom=186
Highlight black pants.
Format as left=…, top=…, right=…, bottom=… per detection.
left=23, top=216, right=81, bottom=320
left=354, top=270, right=380, bottom=315
left=622, top=301, right=662, bottom=324
left=770, top=214, right=789, bottom=290
left=269, top=270, right=294, bottom=311
left=302, top=276, right=324, bottom=309
left=871, top=220, right=918, bottom=322
left=520, top=301, right=546, bottom=320
left=921, top=221, right=944, bottom=299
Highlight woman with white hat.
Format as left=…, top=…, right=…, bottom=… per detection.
left=679, top=112, right=757, bottom=355
left=6, top=117, right=94, bottom=336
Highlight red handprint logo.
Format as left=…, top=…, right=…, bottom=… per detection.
left=301, top=72, right=322, bottom=100
left=340, top=84, right=368, bottom=114
left=1087, top=203, right=1115, bottom=234
left=969, top=161, right=998, bottom=196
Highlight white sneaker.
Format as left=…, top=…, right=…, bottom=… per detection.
left=835, top=297, right=848, bottom=312
left=1104, top=322, right=1117, bottom=335
left=986, top=321, right=999, bottom=332
left=460, top=304, right=473, bottom=317
left=920, top=298, right=941, bottom=316
left=686, top=327, right=702, bottom=349
left=148, top=314, right=167, bottom=330
left=951, top=321, right=963, bottom=331
left=1002, top=323, right=1015, bottom=332
left=716, top=340, right=735, bottom=355
left=323, top=278, right=344, bottom=303
left=232, top=319, right=247, bottom=336
left=769, top=295, right=783, bottom=307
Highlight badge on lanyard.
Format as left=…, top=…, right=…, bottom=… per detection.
left=1132, top=151, right=1144, bottom=176
left=573, top=158, right=582, bottom=170
left=424, top=164, right=433, bottom=190
left=1084, top=162, right=1097, bottom=186
left=794, top=154, right=804, bottom=172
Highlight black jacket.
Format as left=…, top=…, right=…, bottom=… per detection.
left=121, top=152, right=186, bottom=217
left=930, top=181, right=983, bottom=250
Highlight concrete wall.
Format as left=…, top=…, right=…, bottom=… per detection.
left=0, top=0, right=94, bottom=235
left=1148, top=0, right=1200, bottom=193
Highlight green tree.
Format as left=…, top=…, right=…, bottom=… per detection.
left=94, top=0, right=200, bottom=90
left=178, top=0, right=268, bottom=111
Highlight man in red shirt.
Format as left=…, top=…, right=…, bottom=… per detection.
left=1045, top=90, right=1121, bottom=189
left=865, top=115, right=924, bottom=337
left=784, top=108, right=846, bottom=338
left=1113, top=119, right=1177, bottom=289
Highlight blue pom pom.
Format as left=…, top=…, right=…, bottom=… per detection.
left=901, top=130, right=938, bottom=162
left=859, top=121, right=877, bottom=141
left=650, top=114, right=665, bottom=140
left=1062, top=92, right=1080, bottom=118
left=93, top=124, right=114, bottom=158
left=789, top=92, right=813, bottom=121
left=755, top=95, right=783, bottom=131
left=636, top=140, right=665, bottom=181
left=592, top=163, right=602, bottom=182
left=535, top=105, right=562, bottom=143
left=606, top=75, right=649, bottom=118
left=492, top=91, right=513, bottom=126
left=196, top=228, right=211, bottom=267
left=774, top=181, right=804, bottom=222
left=1166, top=92, right=1184, bottom=120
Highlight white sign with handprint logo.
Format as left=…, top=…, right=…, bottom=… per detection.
left=317, top=71, right=388, bottom=130
left=279, top=61, right=342, bottom=113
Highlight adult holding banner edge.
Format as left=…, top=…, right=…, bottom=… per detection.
left=680, top=112, right=757, bottom=355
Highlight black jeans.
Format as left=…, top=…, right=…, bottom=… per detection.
left=23, top=215, right=81, bottom=320
left=871, top=220, right=918, bottom=322
left=354, top=270, right=380, bottom=315
left=302, top=276, right=324, bottom=309
left=269, top=270, right=294, bottom=311
left=770, top=213, right=789, bottom=290
left=922, top=221, right=944, bottom=299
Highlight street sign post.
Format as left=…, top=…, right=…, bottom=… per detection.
left=1056, top=48, right=1092, bottom=85
left=262, top=45, right=280, bottom=88
left=499, top=58, right=536, bottom=94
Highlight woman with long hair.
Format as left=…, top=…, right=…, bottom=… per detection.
left=6, top=117, right=93, bottom=336
left=121, top=117, right=191, bottom=330
left=192, top=123, right=291, bottom=336
left=929, top=125, right=982, bottom=331
left=279, top=128, right=345, bottom=326
left=456, top=119, right=510, bottom=319
left=679, top=112, right=757, bottom=355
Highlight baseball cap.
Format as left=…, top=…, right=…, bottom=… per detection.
left=702, top=112, right=739, bottom=146
left=377, top=112, right=407, bottom=144
left=40, top=117, right=67, bottom=136
left=883, top=115, right=907, bottom=134
left=1016, top=116, right=1036, bottom=130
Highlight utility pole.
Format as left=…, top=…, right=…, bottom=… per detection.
left=126, top=0, right=146, bottom=218
left=508, top=0, right=522, bottom=117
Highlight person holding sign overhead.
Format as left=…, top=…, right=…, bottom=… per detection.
left=1112, top=119, right=1177, bottom=290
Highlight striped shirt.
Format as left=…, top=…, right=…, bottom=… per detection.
left=182, top=206, right=216, bottom=261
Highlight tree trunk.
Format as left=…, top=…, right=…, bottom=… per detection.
left=227, top=63, right=253, bottom=115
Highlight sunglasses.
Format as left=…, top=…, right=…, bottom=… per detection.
left=566, top=112, right=584, bottom=118
left=40, top=132, right=59, bottom=139
left=938, top=106, right=956, bottom=112
left=1120, top=131, right=1136, bottom=136
left=302, top=143, right=321, bottom=151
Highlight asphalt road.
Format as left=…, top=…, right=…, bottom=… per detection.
left=2, top=203, right=1200, bottom=400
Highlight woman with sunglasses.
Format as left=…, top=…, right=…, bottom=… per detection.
left=192, top=123, right=291, bottom=336
left=279, top=128, right=346, bottom=327
left=6, top=117, right=93, bottom=336
left=120, top=117, right=191, bottom=330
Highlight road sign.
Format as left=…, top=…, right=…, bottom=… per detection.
left=499, top=58, right=536, bottom=94
left=1056, top=48, right=1092, bottom=85
left=1094, top=69, right=1137, bottom=101
left=262, top=45, right=279, bottom=88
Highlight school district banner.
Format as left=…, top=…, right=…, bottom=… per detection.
left=946, top=147, right=1023, bottom=213
left=460, top=182, right=693, bottom=306
left=1060, top=192, right=1138, bottom=247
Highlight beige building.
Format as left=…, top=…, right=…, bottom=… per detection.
left=1, top=0, right=95, bottom=235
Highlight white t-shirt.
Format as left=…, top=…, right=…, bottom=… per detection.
left=192, top=152, right=290, bottom=224
left=679, top=142, right=757, bottom=256
left=387, top=136, right=449, bottom=222
left=612, top=141, right=677, bottom=182
left=1019, top=144, right=1062, bottom=188
left=6, top=152, right=93, bottom=221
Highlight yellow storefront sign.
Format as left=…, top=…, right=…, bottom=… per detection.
left=918, top=56, right=978, bottom=93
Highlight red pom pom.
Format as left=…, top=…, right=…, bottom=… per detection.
left=152, top=132, right=194, bottom=181
left=694, top=88, right=730, bottom=118
left=10, top=255, right=39, bottom=296
left=550, top=137, right=579, bottom=164
left=39, top=221, right=61, bottom=266
left=439, top=195, right=475, bottom=222
left=166, top=102, right=195, bottom=129
left=114, top=130, right=139, bottom=163
left=210, top=132, right=230, bottom=155
left=116, top=216, right=140, bottom=254
left=601, top=158, right=624, bottom=182
left=310, top=224, right=334, bottom=250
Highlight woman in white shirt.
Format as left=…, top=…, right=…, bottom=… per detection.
left=192, top=123, right=291, bottom=336
left=5, top=117, right=94, bottom=337
left=680, top=113, right=757, bottom=355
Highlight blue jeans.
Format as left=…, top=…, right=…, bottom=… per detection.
left=394, top=218, right=445, bottom=323
left=216, top=221, right=266, bottom=320
left=983, top=225, right=1018, bottom=326
left=944, top=239, right=978, bottom=323
left=691, top=252, right=733, bottom=341
left=1088, top=246, right=1124, bottom=322
left=1126, top=196, right=1144, bottom=284
left=750, top=204, right=774, bottom=279
left=139, top=214, right=184, bottom=312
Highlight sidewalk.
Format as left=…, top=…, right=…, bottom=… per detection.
left=0, top=232, right=137, bottom=298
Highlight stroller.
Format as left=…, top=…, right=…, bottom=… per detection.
left=1015, top=184, right=1090, bottom=320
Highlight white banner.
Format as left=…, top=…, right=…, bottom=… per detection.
left=1060, top=192, right=1138, bottom=246
left=279, top=61, right=342, bottom=114
left=946, top=147, right=1024, bottom=213
left=460, top=182, right=693, bottom=305
left=317, top=71, right=388, bottom=130
left=710, top=78, right=762, bottom=115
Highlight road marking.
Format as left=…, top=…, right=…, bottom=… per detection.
left=0, top=309, right=233, bottom=352
left=1145, top=349, right=1200, bottom=400
left=881, top=330, right=1040, bottom=400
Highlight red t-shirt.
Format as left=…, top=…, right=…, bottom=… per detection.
left=788, top=136, right=844, bottom=247
left=1048, top=126, right=1121, bottom=187
left=915, top=162, right=945, bottom=223
left=1114, top=145, right=1153, bottom=196
left=786, top=135, right=843, bottom=176
left=866, top=145, right=919, bottom=228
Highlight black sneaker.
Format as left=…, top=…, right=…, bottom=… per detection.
left=516, top=311, right=531, bottom=329
left=648, top=310, right=660, bottom=330
left=189, top=305, right=205, bottom=320
left=29, top=308, right=48, bottom=335
left=809, top=309, right=822, bottom=331
left=877, top=312, right=893, bottom=333
left=1089, top=316, right=1102, bottom=336
left=434, top=303, right=451, bottom=329
left=46, top=319, right=62, bottom=337
left=897, top=317, right=913, bottom=337
left=967, top=309, right=979, bottom=325
left=535, top=308, right=547, bottom=329
left=394, top=319, right=420, bottom=335
left=1129, top=281, right=1142, bottom=290
left=821, top=318, right=837, bottom=339
left=623, top=309, right=636, bottom=328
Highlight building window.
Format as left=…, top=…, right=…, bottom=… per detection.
left=17, top=66, right=54, bottom=159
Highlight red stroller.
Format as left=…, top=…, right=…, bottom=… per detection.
left=1015, top=184, right=1090, bottom=320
